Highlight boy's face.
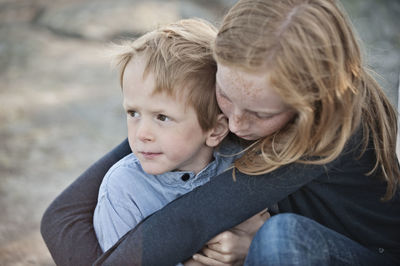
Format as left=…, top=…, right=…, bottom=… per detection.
left=122, top=56, right=213, bottom=175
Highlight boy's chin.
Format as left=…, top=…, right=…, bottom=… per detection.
left=141, top=166, right=169, bottom=176
left=142, top=169, right=163, bottom=175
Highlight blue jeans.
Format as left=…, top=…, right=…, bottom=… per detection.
left=244, top=213, right=398, bottom=266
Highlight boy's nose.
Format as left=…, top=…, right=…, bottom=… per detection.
left=136, top=123, right=154, bottom=142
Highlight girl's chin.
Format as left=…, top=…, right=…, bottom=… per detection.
left=236, top=134, right=259, bottom=141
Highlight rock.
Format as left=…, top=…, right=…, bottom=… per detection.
left=34, top=0, right=233, bottom=41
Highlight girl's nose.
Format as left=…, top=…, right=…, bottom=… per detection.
left=229, top=112, right=247, bottom=134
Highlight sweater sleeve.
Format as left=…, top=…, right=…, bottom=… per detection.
left=94, top=159, right=339, bottom=266
left=40, top=139, right=131, bottom=266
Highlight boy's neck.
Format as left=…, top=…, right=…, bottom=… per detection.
left=176, top=146, right=214, bottom=174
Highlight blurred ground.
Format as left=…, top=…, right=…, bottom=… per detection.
left=0, top=0, right=399, bottom=265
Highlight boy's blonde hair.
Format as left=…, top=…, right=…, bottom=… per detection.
left=113, top=18, right=219, bottom=131
left=214, top=0, right=399, bottom=200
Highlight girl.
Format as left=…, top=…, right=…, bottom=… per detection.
left=41, top=0, right=400, bottom=265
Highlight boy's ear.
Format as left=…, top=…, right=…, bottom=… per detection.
left=206, top=114, right=229, bottom=147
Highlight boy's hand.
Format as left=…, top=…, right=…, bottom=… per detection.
left=192, top=209, right=270, bottom=266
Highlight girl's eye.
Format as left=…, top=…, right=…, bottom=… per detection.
left=216, top=88, right=231, bottom=103
left=156, top=114, right=170, bottom=122
left=128, top=110, right=140, bottom=118
left=255, top=112, right=275, bottom=119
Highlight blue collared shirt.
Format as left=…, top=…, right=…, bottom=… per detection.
left=93, top=139, right=242, bottom=252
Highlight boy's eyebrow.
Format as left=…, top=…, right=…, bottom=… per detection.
left=123, top=100, right=173, bottom=115
left=122, top=100, right=135, bottom=110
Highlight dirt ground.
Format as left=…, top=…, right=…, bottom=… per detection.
left=0, top=0, right=399, bottom=265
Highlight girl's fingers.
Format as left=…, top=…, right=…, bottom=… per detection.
left=206, top=241, right=224, bottom=253
left=192, top=253, right=230, bottom=266
left=206, top=231, right=237, bottom=253
left=202, top=247, right=236, bottom=263
left=206, top=232, right=223, bottom=245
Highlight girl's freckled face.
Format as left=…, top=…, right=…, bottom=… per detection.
left=216, top=64, right=295, bottom=140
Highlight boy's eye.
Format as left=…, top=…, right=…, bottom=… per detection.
left=128, top=110, right=140, bottom=118
left=156, top=114, right=170, bottom=122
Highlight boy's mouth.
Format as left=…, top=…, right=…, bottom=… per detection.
left=139, top=151, right=162, bottom=159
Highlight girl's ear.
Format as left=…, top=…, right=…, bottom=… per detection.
left=205, top=114, right=229, bottom=147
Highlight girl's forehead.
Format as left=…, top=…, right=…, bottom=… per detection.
left=217, top=64, right=268, bottom=90
left=216, top=64, right=286, bottom=111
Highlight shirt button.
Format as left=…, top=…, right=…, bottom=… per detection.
left=378, top=248, right=384, bottom=254
left=181, top=173, right=190, bottom=181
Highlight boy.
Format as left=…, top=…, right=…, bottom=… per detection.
left=93, top=19, right=242, bottom=253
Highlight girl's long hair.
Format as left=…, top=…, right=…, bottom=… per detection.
left=214, top=0, right=399, bottom=200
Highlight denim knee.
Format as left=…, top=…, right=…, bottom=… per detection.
left=245, top=213, right=397, bottom=266
left=254, top=213, right=310, bottom=244
left=244, top=213, right=329, bottom=265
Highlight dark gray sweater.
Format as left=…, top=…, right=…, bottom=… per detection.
left=41, top=130, right=400, bottom=265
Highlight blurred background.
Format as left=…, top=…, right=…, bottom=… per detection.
left=0, top=0, right=399, bottom=265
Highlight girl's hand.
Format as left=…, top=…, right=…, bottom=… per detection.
left=192, top=209, right=270, bottom=266
left=184, top=258, right=208, bottom=266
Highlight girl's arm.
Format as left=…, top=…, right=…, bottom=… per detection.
left=40, top=139, right=131, bottom=266
left=94, top=161, right=336, bottom=265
